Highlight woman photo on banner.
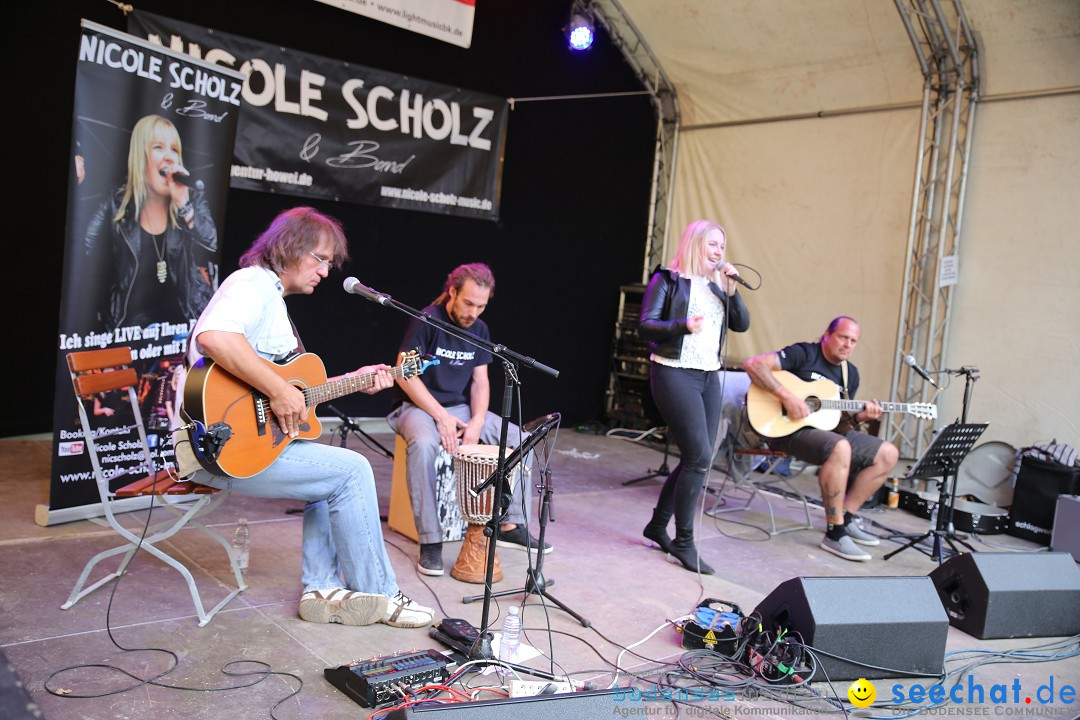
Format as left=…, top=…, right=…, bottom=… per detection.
left=84, top=113, right=219, bottom=330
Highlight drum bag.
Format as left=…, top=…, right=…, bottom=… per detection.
left=1007, top=454, right=1080, bottom=544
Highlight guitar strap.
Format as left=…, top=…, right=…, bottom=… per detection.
left=838, top=360, right=867, bottom=434
left=837, top=360, right=856, bottom=434
left=287, top=314, right=307, bottom=358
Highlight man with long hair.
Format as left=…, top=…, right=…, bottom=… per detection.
left=387, top=263, right=550, bottom=577
left=177, top=206, right=435, bottom=628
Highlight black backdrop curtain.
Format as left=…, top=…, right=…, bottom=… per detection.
left=9, top=0, right=655, bottom=436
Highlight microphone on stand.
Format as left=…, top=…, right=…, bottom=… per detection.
left=904, top=355, right=939, bottom=388
left=325, top=403, right=359, bottom=431
left=159, top=167, right=204, bottom=190
left=343, top=276, right=391, bottom=305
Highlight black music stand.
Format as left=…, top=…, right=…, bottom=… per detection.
left=884, top=421, right=987, bottom=563
left=462, top=413, right=590, bottom=627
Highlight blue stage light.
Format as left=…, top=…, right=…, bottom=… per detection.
left=568, top=12, right=595, bottom=51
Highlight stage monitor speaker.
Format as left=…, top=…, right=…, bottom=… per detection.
left=1050, top=495, right=1080, bottom=561
left=752, top=576, right=948, bottom=681
left=383, top=688, right=627, bottom=719
left=928, top=551, right=1080, bottom=639
left=0, top=649, right=39, bottom=720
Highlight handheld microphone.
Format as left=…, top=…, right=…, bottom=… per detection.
left=904, top=355, right=938, bottom=388
left=719, top=262, right=754, bottom=290
left=343, top=276, right=391, bottom=305
left=727, top=272, right=753, bottom=290
left=159, top=168, right=204, bottom=190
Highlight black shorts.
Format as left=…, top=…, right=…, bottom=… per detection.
left=767, top=428, right=884, bottom=482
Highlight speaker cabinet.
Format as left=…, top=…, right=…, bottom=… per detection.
left=384, top=688, right=626, bottom=719
left=752, top=576, right=948, bottom=681
left=929, top=551, right=1080, bottom=639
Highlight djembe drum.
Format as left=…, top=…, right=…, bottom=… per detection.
left=451, top=444, right=526, bottom=584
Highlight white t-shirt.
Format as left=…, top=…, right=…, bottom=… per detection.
left=173, top=266, right=297, bottom=476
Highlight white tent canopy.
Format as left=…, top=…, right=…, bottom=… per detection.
left=620, top=0, right=1080, bottom=451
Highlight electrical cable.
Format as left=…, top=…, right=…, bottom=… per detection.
left=43, top=434, right=304, bottom=719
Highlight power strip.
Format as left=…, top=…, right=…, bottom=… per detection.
left=508, top=679, right=574, bottom=698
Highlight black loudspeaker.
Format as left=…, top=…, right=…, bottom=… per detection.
left=928, top=551, right=1080, bottom=639
left=384, top=688, right=627, bottom=719
left=752, top=576, right=948, bottom=681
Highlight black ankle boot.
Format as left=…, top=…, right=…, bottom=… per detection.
left=643, top=506, right=674, bottom=554
left=643, top=522, right=674, bottom=554
left=669, top=538, right=715, bottom=575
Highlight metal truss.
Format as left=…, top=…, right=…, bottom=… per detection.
left=588, top=0, right=680, bottom=282
left=887, top=0, right=979, bottom=458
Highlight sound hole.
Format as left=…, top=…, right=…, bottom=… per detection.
left=805, top=396, right=822, bottom=413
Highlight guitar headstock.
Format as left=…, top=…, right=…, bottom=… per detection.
left=911, top=403, right=938, bottom=420
left=400, top=349, right=440, bottom=380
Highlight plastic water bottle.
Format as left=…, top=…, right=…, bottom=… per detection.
left=232, top=518, right=250, bottom=574
left=498, top=606, right=521, bottom=672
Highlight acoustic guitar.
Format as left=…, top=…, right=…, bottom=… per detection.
left=747, top=370, right=936, bottom=439
left=183, top=349, right=436, bottom=477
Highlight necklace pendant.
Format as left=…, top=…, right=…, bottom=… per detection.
left=156, top=260, right=167, bottom=283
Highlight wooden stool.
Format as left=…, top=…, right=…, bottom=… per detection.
left=388, top=435, right=466, bottom=543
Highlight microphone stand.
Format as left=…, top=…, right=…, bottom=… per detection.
left=331, top=410, right=394, bottom=459
left=345, top=279, right=560, bottom=665
left=462, top=414, right=590, bottom=627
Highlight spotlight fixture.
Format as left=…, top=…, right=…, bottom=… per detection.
left=567, top=2, right=595, bottom=51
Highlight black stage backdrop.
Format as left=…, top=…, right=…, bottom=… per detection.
left=9, top=0, right=655, bottom=437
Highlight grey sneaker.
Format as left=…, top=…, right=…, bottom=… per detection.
left=299, top=588, right=388, bottom=625
left=418, top=543, right=444, bottom=576
left=844, top=517, right=881, bottom=546
left=819, top=533, right=872, bottom=562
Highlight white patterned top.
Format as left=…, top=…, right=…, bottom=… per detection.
left=651, top=275, right=725, bottom=371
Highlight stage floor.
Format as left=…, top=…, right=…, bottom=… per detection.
left=1, top=427, right=1076, bottom=719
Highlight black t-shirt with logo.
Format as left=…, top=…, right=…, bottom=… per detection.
left=393, top=303, right=493, bottom=408
left=777, top=341, right=860, bottom=398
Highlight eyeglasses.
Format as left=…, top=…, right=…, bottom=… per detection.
left=309, top=251, right=332, bottom=270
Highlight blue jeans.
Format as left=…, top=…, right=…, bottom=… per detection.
left=648, top=363, right=723, bottom=536
left=387, top=403, right=530, bottom=545
left=194, top=440, right=399, bottom=596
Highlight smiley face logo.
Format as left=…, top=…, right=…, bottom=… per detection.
left=848, top=677, right=876, bottom=708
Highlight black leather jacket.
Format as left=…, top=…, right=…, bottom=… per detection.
left=85, top=187, right=218, bottom=328
left=638, top=266, right=750, bottom=361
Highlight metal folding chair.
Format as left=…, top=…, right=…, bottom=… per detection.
left=61, top=346, right=245, bottom=626
left=707, top=447, right=815, bottom=535
left=705, top=382, right=815, bottom=536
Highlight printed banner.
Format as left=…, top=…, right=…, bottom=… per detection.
left=313, top=0, right=476, bottom=49
left=129, top=10, right=507, bottom=220
left=48, top=21, right=241, bottom=513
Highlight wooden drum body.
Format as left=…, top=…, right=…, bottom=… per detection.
left=450, top=444, right=524, bottom=584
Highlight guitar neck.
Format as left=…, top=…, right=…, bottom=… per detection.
left=302, top=365, right=410, bottom=407
left=820, top=399, right=914, bottom=414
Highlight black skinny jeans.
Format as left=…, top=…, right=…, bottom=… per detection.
left=648, top=362, right=723, bottom=537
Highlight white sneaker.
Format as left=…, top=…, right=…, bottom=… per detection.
left=844, top=517, right=881, bottom=546
left=299, top=588, right=387, bottom=625
left=819, top=533, right=872, bottom=562
left=381, top=591, right=436, bottom=628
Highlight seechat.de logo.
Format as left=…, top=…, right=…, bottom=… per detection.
left=891, top=676, right=1076, bottom=707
